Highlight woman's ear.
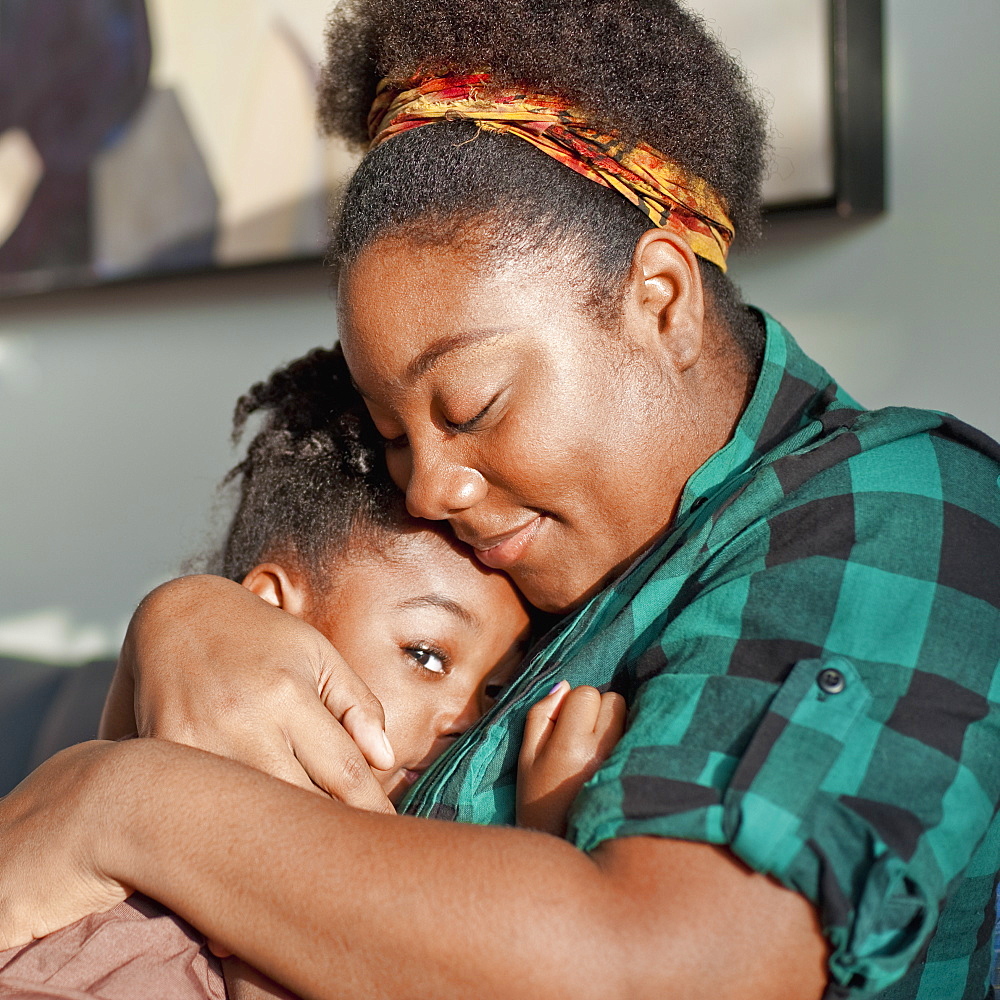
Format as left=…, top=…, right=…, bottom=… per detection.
left=626, top=229, right=706, bottom=372
left=241, top=563, right=310, bottom=617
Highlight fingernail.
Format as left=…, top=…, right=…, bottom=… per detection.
left=548, top=680, right=566, bottom=695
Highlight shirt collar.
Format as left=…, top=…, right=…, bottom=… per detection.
left=675, top=309, right=846, bottom=520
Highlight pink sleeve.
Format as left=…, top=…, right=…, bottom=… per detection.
left=0, top=895, right=225, bottom=1000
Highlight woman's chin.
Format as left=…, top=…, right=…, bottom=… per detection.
left=511, top=564, right=602, bottom=615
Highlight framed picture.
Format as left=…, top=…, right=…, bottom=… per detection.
left=0, top=0, right=884, bottom=297
left=693, top=0, right=885, bottom=217
left=0, top=0, right=354, bottom=297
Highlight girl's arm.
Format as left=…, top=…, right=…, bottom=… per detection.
left=0, top=738, right=827, bottom=1000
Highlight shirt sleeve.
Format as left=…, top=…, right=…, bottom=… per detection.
left=567, top=424, right=1000, bottom=998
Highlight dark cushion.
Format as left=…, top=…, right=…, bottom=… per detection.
left=0, top=657, right=116, bottom=796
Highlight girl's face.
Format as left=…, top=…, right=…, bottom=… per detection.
left=339, top=236, right=703, bottom=613
left=303, top=528, right=531, bottom=804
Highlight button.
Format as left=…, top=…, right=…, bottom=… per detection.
left=817, top=668, right=846, bottom=695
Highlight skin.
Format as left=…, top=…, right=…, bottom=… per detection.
left=242, top=528, right=532, bottom=805
left=0, top=229, right=829, bottom=998
left=341, top=230, right=749, bottom=613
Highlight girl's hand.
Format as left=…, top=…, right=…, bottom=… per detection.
left=101, top=576, right=395, bottom=814
left=0, top=741, right=130, bottom=950
left=516, top=682, right=626, bottom=837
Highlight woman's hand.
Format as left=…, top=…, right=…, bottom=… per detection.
left=101, top=575, right=394, bottom=813
left=0, top=742, right=130, bottom=950
left=516, top=682, right=626, bottom=836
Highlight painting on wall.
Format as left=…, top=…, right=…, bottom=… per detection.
left=0, top=0, right=882, bottom=297
left=694, top=0, right=883, bottom=216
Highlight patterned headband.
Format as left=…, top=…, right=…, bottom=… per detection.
left=368, top=73, right=735, bottom=271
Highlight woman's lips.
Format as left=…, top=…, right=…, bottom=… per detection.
left=473, top=516, right=543, bottom=570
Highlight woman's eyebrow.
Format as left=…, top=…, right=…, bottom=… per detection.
left=406, top=328, right=514, bottom=381
left=394, top=593, right=481, bottom=630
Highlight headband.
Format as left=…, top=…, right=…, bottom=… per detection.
left=368, top=73, right=735, bottom=271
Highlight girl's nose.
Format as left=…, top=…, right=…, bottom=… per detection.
left=404, top=451, right=487, bottom=521
left=438, top=687, right=484, bottom=740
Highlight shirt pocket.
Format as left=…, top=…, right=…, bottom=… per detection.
left=721, top=656, right=940, bottom=998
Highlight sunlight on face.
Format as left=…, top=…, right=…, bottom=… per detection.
left=339, top=237, right=696, bottom=613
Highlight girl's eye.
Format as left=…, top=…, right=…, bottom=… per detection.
left=405, top=646, right=447, bottom=675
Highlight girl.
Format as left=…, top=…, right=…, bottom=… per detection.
left=0, top=347, right=623, bottom=999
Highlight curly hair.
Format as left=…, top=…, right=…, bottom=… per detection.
left=214, top=345, right=404, bottom=586
left=319, top=0, right=768, bottom=362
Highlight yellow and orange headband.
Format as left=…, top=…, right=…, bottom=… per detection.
left=368, top=73, right=735, bottom=271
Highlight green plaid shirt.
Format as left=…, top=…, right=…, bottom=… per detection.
left=401, top=312, right=1000, bottom=1000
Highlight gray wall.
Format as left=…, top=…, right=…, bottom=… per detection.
left=731, top=0, right=999, bottom=439
left=0, top=267, right=337, bottom=660
left=1, top=0, right=997, bottom=661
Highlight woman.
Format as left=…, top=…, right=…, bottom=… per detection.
left=2, top=2, right=999, bottom=998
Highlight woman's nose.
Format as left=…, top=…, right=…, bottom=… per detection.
left=404, top=450, right=487, bottom=521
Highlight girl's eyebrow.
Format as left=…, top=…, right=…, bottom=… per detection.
left=394, top=593, right=481, bottom=630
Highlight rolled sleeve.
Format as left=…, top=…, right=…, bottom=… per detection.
left=569, top=654, right=999, bottom=997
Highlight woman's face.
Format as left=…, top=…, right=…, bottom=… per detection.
left=339, top=236, right=703, bottom=613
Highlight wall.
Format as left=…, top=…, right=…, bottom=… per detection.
left=0, top=0, right=997, bottom=661
left=0, top=266, right=336, bottom=660
left=731, top=0, right=1000, bottom=436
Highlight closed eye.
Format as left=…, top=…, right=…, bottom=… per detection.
left=445, top=395, right=497, bottom=434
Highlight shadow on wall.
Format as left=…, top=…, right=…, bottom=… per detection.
left=733, top=210, right=884, bottom=276
left=0, top=0, right=160, bottom=281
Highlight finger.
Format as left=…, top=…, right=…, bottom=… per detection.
left=315, top=648, right=395, bottom=771
left=549, top=686, right=603, bottom=748
left=289, top=703, right=396, bottom=814
left=594, top=692, right=627, bottom=758
left=519, top=680, right=570, bottom=769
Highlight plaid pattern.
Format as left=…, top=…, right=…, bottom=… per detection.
left=401, top=313, right=1000, bottom=1000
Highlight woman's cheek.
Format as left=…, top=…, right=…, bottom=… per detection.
left=386, top=447, right=412, bottom=491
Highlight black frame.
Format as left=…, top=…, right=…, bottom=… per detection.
left=0, top=0, right=885, bottom=298
left=767, top=0, right=885, bottom=218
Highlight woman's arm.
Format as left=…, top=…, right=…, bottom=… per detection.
left=99, top=575, right=394, bottom=810
left=0, top=739, right=826, bottom=1000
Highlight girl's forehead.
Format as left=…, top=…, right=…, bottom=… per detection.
left=336, top=527, right=528, bottom=634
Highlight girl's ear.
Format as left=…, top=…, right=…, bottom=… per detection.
left=241, top=563, right=310, bottom=617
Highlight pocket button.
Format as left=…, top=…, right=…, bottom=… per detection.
left=817, top=667, right=846, bottom=695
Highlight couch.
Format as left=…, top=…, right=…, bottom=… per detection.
left=0, top=656, right=116, bottom=797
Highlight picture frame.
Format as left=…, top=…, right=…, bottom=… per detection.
left=0, top=0, right=884, bottom=298
left=695, top=0, right=884, bottom=217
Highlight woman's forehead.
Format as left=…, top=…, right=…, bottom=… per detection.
left=338, top=237, right=585, bottom=384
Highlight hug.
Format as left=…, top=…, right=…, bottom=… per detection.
left=1, top=1, right=998, bottom=999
